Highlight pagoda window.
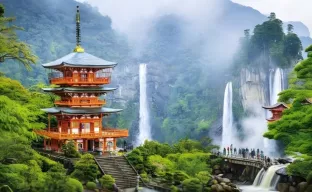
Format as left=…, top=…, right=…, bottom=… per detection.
left=64, top=70, right=73, bottom=77
left=94, top=121, right=100, bottom=133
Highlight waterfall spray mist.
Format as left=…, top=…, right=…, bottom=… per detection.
left=137, top=63, right=152, bottom=146
left=222, top=82, right=233, bottom=148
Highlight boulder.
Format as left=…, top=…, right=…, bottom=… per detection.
left=216, top=176, right=223, bottom=183
left=218, top=174, right=224, bottom=177
left=305, top=184, right=312, bottom=192
left=278, top=183, right=290, bottom=192
left=223, top=185, right=232, bottom=192
left=276, top=167, right=288, bottom=176
left=289, top=186, right=296, bottom=192
left=211, top=184, right=217, bottom=192
left=297, top=182, right=308, bottom=192
left=222, top=178, right=231, bottom=184
left=216, top=184, right=225, bottom=192
left=214, top=169, right=222, bottom=175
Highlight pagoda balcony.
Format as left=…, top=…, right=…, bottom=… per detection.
left=35, top=128, right=128, bottom=140
left=50, top=77, right=111, bottom=85
left=55, top=98, right=106, bottom=107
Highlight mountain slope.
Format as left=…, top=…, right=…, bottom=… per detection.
left=1, top=0, right=129, bottom=86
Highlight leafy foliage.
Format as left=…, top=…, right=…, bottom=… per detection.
left=0, top=3, right=37, bottom=69
left=62, top=140, right=81, bottom=158
left=99, top=175, right=115, bottom=190
left=86, top=182, right=97, bottom=190
left=71, top=153, right=100, bottom=183
left=127, top=140, right=214, bottom=188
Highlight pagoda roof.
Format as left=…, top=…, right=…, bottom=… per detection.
left=42, top=107, right=122, bottom=115
left=42, top=87, right=117, bottom=93
left=42, top=52, right=117, bottom=69
left=262, top=102, right=289, bottom=109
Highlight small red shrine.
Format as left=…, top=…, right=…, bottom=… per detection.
left=262, top=102, right=289, bottom=122
left=35, top=6, right=128, bottom=152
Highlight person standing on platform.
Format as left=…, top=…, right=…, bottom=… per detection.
left=223, top=148, right=226, bottom=156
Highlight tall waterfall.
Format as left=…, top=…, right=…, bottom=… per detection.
left=137, top=64, right=152, bottom=146
left=222, top=82, right=233, bottom=148
left=266, top=68, right=284, bottom=155
left=270, top=68, right=284, bottom=105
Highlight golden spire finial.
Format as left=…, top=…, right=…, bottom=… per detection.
left=74, top=5, right=84, bottom=53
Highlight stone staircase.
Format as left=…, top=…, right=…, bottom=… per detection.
left=95, top=156, right=140, bottom=189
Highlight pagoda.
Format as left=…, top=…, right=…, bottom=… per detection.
left=35, top=6, right=128, bottom=152
left=262, top=102, right=289, bottom=122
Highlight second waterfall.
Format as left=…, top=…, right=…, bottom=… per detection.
left=222, top=82, right=233, bottom=148
left=137, top=63, right=152, bottom=146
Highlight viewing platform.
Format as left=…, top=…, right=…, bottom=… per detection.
left=35, top=128, right=128, bottom=140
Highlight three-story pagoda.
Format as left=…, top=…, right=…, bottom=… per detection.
left=36, top=6, right=128, bottom=152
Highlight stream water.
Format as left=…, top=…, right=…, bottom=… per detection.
left=240, top=164, right=287, bottom=191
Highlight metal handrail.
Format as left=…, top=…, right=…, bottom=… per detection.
left=94, top=157, right=106, bottom=175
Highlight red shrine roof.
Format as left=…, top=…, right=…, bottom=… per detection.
left=262, top=102, right=289, bottom=109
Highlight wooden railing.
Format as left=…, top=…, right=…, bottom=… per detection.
left=55, top=98, right=106, bottom=106
left=50, top=77, right=110, bottom=85
left=35, top=128, right=128, bottom=139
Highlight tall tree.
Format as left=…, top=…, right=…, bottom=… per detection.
left=268, top=12, right=276, bottom=21
left=287, top=24, right=294, bottom=34
left=0, top=3, right=37, bottom=69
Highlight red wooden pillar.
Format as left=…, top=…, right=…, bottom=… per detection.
left=84, top=139, right=88, bottom=151
left=43, top=139, right=46, bottom=150
left=103, top=138, right=107, bottom=152
left=113, top=138, right=117, bottom=151
left=48, top=114, right=51, bottom=132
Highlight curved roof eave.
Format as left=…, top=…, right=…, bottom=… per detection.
left=41, top=52, right=118, bottom=69
left=41, top=107, right=123, bottom=114
left=42, top=87, right=117, bottom=93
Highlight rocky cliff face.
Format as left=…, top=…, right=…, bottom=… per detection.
left=239, top=68, right=270, bottom=113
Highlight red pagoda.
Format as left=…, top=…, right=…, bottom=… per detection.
left=36, top=6, right=128, bottom=152
left=262, top=102, right=289, bottom=122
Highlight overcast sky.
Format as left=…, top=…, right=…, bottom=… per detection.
left=77, top=0, right=312, bottom=37
left=232, top=0, right=312, bottom=36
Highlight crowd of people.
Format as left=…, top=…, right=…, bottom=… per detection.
left=218, top=144, right=272, bottom=164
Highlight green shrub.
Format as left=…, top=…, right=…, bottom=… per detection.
left=99, top=175, right=115, bottom=190
left=170, top=185, right=179, bottom=192
left=66, top=178, right=83, bottom=192
left=71, top=154, right=99, bottom=183
left=140, top=172, right=149, bottom=183
left=62, top=140, right=81, bottom=158
left=182, top=178, right=202, bottom=192
left=165, top=172, right=174, bottom=184
left=0, top=185, right=13, bottom=192
left=86, top=181, right=97, bottom=190
left=173, top=171, right=189, bottom=185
